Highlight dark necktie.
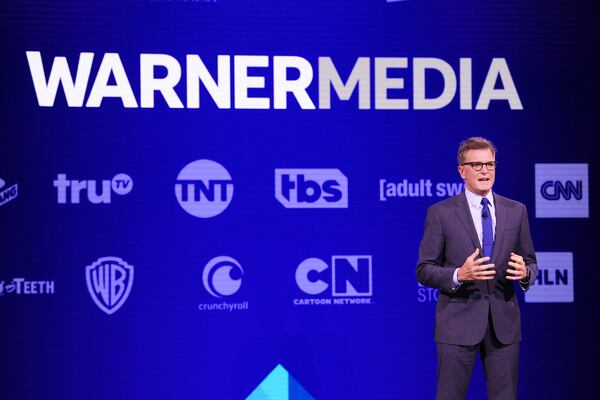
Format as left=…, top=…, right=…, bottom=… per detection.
left=481, top=197, right=494, bottom=257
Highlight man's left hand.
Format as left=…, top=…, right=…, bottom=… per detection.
left=507, top=252, right=529, bottom=281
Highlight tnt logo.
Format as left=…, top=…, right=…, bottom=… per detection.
left=525, top=252, right=574, bottom=303
left=54, top=173, right=133, bottom=204
left=175, top=160, right=233, bottom=218
left=86, top=256, right=134, bottom=314
left=296, top=256, right=372, bottom=297
left=275, top=169, right=348, bottom=208
left=0, top=177, right=18, bottom=207
left=535, top=164, right=588, bottom=218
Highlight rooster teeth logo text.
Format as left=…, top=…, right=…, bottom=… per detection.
left=535, top=164, right=589, bottom=218
left=175, top=160, right=233, bottom=218
left=54, top=173, right=133, bottom=204
left=0, top=278, right=55, bottom=296
left=0, top=178, right=18, bottom=207
left=275, top=169, right=348, bottom=208
left=293, top=255, right=373, bottom=306
left=379, top=179, right=464, bottom=200
left=199, top=256, right=248, bottom=312
left=86, top=257, right=134, bottom=315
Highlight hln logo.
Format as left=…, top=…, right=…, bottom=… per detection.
left=535, top=164, right=588, bottom=218
left=275, top=169, right=348, bottom=208
left=54, top=173, right=133, bottom=204
left=525, top=252, right=574, bottom=303
left=296, top=256, right=372, bottom=296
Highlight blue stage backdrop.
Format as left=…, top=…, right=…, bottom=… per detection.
left=0, top=0, right=596, bottom=398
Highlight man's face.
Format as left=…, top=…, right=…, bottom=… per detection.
left=458, top=148, right=496, bottom=196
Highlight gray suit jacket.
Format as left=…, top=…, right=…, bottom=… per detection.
left=416, top=191, right=538, bottom=346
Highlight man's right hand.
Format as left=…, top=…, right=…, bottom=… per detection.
left=457, top=248, right=495, bottom=282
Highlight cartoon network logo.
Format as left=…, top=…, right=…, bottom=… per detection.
left=379, top=178, right=464, bottom=201
left=275, top=169, right=348, bottom=208
left=246, top=364, right=315, bottom=400
left=0, top=177, right=18, bottom=207
left=293, top=255, right=373, bottom=306
left=86, top=257, right=134, bottom=315
left=0, top=278, right=55, bottom=296
left=199, top=256, right=248, bottom=312
left=54, top=173, right=133, bottom=204
left=26, top=51, right=522, bottom=111
left=175, top=160, right=233, bottom=218
left=525, top=252, right=574, bottom=303
left=535, top=164, right=588, bottom=218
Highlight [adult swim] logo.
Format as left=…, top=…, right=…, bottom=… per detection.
left=203, top=256, right=244, bottom=298
left=246, top=364, right=315, bottom=400
left=86, top=256, right=134, bottom=315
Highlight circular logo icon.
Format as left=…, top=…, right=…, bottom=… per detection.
left=175, top=160, right=233, bottom=218
left=111, top=173, right=133, bottom=196
left=203, top=256, right=244, bottom=298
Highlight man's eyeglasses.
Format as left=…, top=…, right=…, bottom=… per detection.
left=461, top=161, right=497, bottom=171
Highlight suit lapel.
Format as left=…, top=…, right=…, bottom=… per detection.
left=454, top=192, right=481, bottom=252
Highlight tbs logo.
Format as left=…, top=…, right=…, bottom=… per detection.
left=275, top=169, right=348, bottom=208
left=535, top=164, right=588, bottom=218
left=54, top=173, right=133, bottom=204
left=296, top=256, right=372, bottom=297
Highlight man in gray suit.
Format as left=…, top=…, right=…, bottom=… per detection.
left=416, top=137, right=537, bottom=400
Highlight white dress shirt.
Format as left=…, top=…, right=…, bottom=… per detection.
left=452, top=188, right=496, bottom=288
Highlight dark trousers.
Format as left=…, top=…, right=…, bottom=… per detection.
left=435, top=316, right=520, bottom=400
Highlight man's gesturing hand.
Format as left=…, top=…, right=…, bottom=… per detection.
left=457, top=248, right=496, bottom=282
left=507, top=252, right=529, bottom=280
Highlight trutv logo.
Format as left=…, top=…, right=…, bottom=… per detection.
left=525, top=252, right=574, bottom=303
left=275, top=169, right=348, bottom=208
left=535, top=164, right=588, bottom=218
left=54, top=173, right=133, bottom=204
left=293, top=255, right=373, bottom=306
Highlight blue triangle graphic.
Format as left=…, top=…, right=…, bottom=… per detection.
left=289, top=373, right=315, bottom=400
left=246, top=364, right=314, bottom=400
left=246, top=364, right=289, bottom=400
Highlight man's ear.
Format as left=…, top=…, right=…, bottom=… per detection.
left=458, top=165, right=465, bottom=180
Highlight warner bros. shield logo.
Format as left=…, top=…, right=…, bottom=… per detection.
left=86, top=257, right=134, bottom=315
